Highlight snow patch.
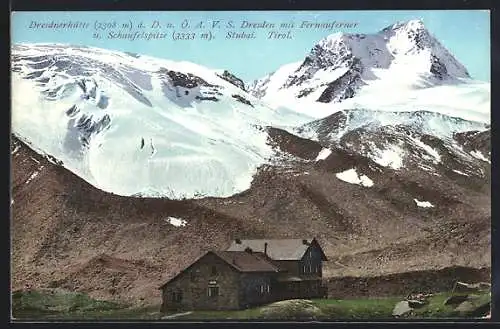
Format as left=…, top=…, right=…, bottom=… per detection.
left=165, top=217, right=187, bottom=227
left=315, top=148, right=332, bottom=161
left=409, top=136, right=441, bottom=163
left=12, top=145, right=20, bottom=155
left=470, top=150, right=490, bottom=163
left=419, top=164, right=434, bottom=172
left=336, top=168, right=374, bottom=187
left=452, top=169, right=469, bottom=176
left=414, top=199, right=434, bottom=208
left=371, top=144, right=404, bottom=169
left=25, top=171, right=39, bottom=185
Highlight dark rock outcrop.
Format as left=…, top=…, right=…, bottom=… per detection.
left=317, top=58, right=365, bottom=103
left=217, top=70, right=247, bottom=91
left=232, top=94, right=253, bottom=107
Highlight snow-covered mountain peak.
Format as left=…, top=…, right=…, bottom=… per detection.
left=317, top=32, right=347, bottom=48
left=249, top=19, right=474, bottom=108
left=385, top=19, right=426, bottom=32
left=379, top=19, right=469, bottom=78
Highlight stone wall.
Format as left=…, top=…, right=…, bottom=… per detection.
left=326, top=266, right=490, bottom=298
left=239, top=272, right=274, bottom=307
left=161, top=253, right=240, bottom=311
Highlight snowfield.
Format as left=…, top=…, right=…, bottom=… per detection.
left=11, top=44, right=312, bottom=199
left=339, top=81, right=490, bottom=124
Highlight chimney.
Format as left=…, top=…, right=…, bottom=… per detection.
left=235, top=238, right=241, bottom=244
left=302, top=239, right=309, bottom=245
left=244, top=247, right=252, bottom=254
left=264, top=242, right=268, bottom=256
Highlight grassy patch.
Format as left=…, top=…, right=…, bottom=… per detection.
left=12, top=289, right=490, bottom=321
left=312, top=296, right=402, bottom=320
left=180, top=308, right=263, bottom=320
left=182, top=292, right=490, bottom=320
left=408, top=291, right=490, bottom=319
left=12, top=289, right=162, bottom=320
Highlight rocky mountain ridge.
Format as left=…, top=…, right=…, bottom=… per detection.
left=249, top=20, right=472, bottom=104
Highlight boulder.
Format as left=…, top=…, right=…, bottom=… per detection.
left=454, top=301, right=476, bottom=314
left=469, top=302, right=491, bottom=318
left=393, top=301, right=413, bottom=317
left=259, top=299, right=323, bottom=320
left=454, top=282, right=490, bottom=294
left=407, top=300, right=427, bottom=308
left=452, top=293, right=490, bottom=317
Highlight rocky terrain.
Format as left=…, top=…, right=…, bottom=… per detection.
left=11, top=126, right=490, bottom=305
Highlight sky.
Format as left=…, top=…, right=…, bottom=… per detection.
left=11, top=10, right=490, bottom=82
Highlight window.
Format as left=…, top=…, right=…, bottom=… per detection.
left=303, top=265, right=306, bottom=274
left=172, top=291, right=182, bottom=302
left=211, top=266, right=217, bottom=276
left=191, top=269, right=200, bottom=282
left=208, top=286, right=219, bottom=297
left=259, top=284, right=270, bottom=294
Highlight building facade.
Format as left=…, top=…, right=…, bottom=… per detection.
left=159, top=238, right=328, bottom=312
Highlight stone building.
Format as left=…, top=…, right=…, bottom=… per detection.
left=159, top=238, right=328, bottom=312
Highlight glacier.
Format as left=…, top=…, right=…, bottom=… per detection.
left=11, top=44, right=313, bottom=199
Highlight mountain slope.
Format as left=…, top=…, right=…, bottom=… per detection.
left=248, top=20, right=488, bottom=120
left=295, top=109, right=490, bottom=175
left=11, top=129, right=490, bottom=304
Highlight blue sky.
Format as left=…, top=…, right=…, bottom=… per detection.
left=11, top=10, right=490, bottom=82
